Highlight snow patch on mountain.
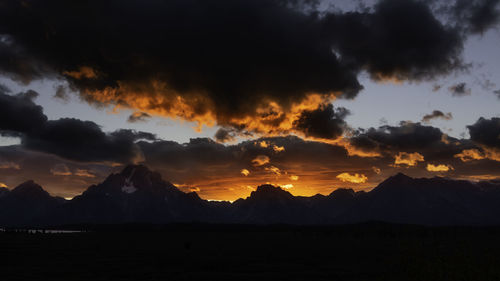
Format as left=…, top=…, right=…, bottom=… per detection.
left=122, top=167, right=137, bottom=194
left=122, top=183, right=137, bottom=194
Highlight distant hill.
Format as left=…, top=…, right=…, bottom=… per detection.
left=3, top=165, right=500, bottom=227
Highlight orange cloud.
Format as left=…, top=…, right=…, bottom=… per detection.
left=81, top=81, right=347, bottom=138
left=74, top=169, right=96, bottom=178
left=394, top=152, right=424, bottom=166
left=441, top=134, right=451, bottom=145
left=240, top=169, right=250, bottom=176
left=265, top=165, right=281, bottom=176
left=336, top=173, right=368, bottom=183
left=251, top=155, right=270, bottom=166
left=255, top=141, right=285, bottom=153
left=0, top=161, right=20, bottom=170
left=258, top=141, right=269, bottom=148
left=80, top=80, right=217, bottom=132
left=289, top=175, right=299, bottom=181
left=273, top=145, right=285, bottom=152
left=460, top=175, right=500, bottom=181
left=370, top=72, right=405, bottom=84
left=454, top=149, right=485, bottom=162
left=50, top=164, right=72, bottom=176
left=0, top=182, right=7, bottom=188
left=63, top=66, right=98, bottom=79
left=426, top=164, right=453, bottom=172
left=226, top=93, right=339, bottom=136
left=157, top=165, right=377, bottom=202
left=454, top=147, right=500, bottom=162
left=78, top=82, right=380, bottom=162
left=484, top=147, right=500, bottom=162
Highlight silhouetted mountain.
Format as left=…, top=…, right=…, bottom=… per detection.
left=58, top=164, right=224, bottom=224
left=0, top=180, right=65, bottom=227
left=231, top=185, right=324, bottom=224
left=308, top=188, right=362, bottom=223
left=3, top=166, right=500, bottom=227
left=342, top=174, right=500, bottom=225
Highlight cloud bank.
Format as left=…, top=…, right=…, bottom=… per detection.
left=1, top=0, right=497, bottom=137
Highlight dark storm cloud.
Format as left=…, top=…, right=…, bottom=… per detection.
left=351, top=122, right=445, bottom=152
left=139, top=138, right=235, bottom=169
left=351, top=123, right=499, bottom=185
left=467, top=117, right=500, bottom=149
left=0, top=0, right=360, bottom=120
left=348, top=121, right=478, bottom=164
left=449, top=82, right=472, bottom=96
left=293, top=104, right=349, bottom=139
left=127, top=112, right=152, bottom=123
left=344, top=121, right=500, bottom=183
left=0, top=0, right=481, bottom=134
left=451, top=0, right=500, bottom=34
left=0, top=90, right=155, bottom=163
left=421, top=110, right=453, bottom=123
left=23, top=120, right=157, bottom=163
left=324, top=0, right=465, bottom=82
left=0, top=34, right=53, bottom=84
left=140, top=136, right=341, bottom=170
left=243, top=136, right=359, bottom=168
left=0, top=89, right=46, bottom=136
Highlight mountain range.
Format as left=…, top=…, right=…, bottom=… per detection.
left=2, top=165, right=500, bottom=227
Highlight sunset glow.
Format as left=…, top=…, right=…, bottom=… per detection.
left=0, top=0, right=498, bottom=202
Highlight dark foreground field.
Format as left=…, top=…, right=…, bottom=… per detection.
left=1, top=224, right=500, bottom=281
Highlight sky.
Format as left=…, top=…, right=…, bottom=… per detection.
left=0, top=0, right=500, bottom=201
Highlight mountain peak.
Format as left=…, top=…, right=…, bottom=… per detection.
left=371, top=173, right=415, bottom=193
left=255, top=184, right=287, bottom=193
left=391, top=172, right=412, bottom=180
left=250, top=184, right=294, bottom=200
left=88, top=164, right=177, bottom=197
left=328, top=188, right=356, bottom=199
left=118, top=164, right=164, bottom=190
left=11, top=180, right=51, bottom=199
left=12, top=180, right=42, bottom=191
left=383, top=172, right=413, bottom=184
left=120, top=164, right=153, bottom=177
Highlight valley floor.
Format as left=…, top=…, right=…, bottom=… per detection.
left=1, top=224, right=500, bottom=281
